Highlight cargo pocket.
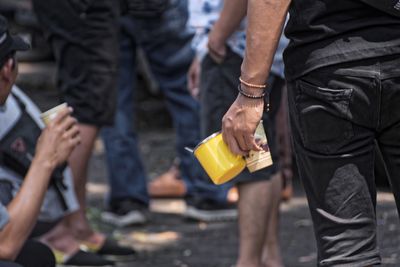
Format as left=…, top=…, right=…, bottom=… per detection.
left=295, top=79, right=354, bottom=154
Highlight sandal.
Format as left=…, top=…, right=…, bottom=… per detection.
left=53, top=248, right=114, bottom=267
left=80, top=237, right=136, bottom=262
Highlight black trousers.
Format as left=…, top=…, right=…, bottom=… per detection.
left=0, top=240, right=55, bottom=267
left=287, top=55, right=400, bottom=266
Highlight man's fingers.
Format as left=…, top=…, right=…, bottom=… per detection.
left=244, top=133, right=262, bottom=152
left=229, top=138, right=247, bottom=156
left=222, top=128, right=247, bottom=156
left=52, top=107, right=73, bottom=125
left=59, top=116, right=77, bottom=132
left=70, top=134, right=81, bottom=147
left=64, top=125, right=80, bottom=139
left=236, top=133, right=250, bottom=154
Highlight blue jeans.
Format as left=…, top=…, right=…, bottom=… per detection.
left=101, top=0, right=230, bottom=206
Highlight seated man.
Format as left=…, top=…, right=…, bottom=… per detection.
left=0, top=86, right=117, bottom=267
left=0, top=17, right=116, bottom=267
left=0, top=17, right=80, bottom=267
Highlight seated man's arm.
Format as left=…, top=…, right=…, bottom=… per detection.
left=0, top=108, right=80, bottom=260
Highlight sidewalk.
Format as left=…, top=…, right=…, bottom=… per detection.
left=17, top=63, right=400, bottom=267
left=86, top=130, right=400, bottom=267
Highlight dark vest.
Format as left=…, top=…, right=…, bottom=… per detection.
left=0, top=93, right=68, bottom=210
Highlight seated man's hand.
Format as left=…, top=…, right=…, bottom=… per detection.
left=35, top=107, right=81, bottom=169
left=222, top=94, right=264, bottom=155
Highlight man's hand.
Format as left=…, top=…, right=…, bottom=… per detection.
left=35, top=107, right=81, bottom=169
left=188, top=56, right=201, bottom=99
left=222, top=93, right=264, bottom=155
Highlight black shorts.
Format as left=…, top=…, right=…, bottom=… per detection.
left=199, top=49, right=284, bottom=183
left=32, top=0, right=119, bottom=126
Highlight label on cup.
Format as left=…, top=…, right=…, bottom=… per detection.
left=40, top=103, right=68, bottom=126
left=245, top=121, right=273, bottom=172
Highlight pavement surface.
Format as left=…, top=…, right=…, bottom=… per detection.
left=16, top=62, right=400, bottom=267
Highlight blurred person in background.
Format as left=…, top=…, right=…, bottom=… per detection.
left=100, top=0, right=237, bottom=227
left=187, top=0, right=289, bottom=266
left=31, top=0, right=135, bottom=262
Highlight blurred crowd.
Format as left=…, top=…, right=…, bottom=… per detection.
left=0, top=0, right=399, bottom=267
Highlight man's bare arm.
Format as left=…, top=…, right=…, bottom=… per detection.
left=0, top=161, right=54, bottom=260
left=222, top=0, right=290, bottom=155
left=0, top=108, right=80, bottom=260
left=241, top=0, right=290, bottom=84
left=190, top=0, right=248, bottom=95
left=208, top=0, right=248, bottom=62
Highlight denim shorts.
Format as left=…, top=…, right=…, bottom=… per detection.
left=287, top=55, right=400, bottom=266
left=200, top=49, right=283, bottom=183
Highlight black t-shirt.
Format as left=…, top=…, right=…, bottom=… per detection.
left=284, top=0, right=400, bottom=80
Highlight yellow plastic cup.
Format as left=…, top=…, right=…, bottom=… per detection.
left=193, top=132, right=246, bottom=185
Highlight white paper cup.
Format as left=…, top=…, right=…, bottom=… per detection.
left=245, top=121, right=273, bottom=173
left=40, top=103, right=68, bottom=126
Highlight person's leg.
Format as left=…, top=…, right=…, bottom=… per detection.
left=376, top=73, right=400, bottom=218
left=37, top=221, right=81, bottom=257
left=100, top=17, right=149, bottom=227
left=139, top=0, right=231, bottom=208
left=261, top=173, right=284, bottom=267
left=236, top=175, right=283, bottom=267
left=66, top=124, right=99, bottom=239
left=235, top=74, right=283, bottom=267
left=275, top=86, right=294, bottom=202
left=287, top=64, right=382, bottom=266
left=14, top=240, right=55, bottom=267
left=236, top=180, right=272, bottom=267
left=32, top=0, right=136, bottom=258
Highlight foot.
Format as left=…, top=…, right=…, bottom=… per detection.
left=236, top=261, right=262, bottom=267
left=148, top=164, right=186, bottom=198
left=101, top=199, right=148, bottom=227
left=184, top=196, right=237, bottom=222
left=263, top=259, right=285, bottom=267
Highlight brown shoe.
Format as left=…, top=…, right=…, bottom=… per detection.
left=148, top=164, right=186, bottom=198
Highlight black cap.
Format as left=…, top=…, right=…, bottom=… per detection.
left=0, top=16, right=30, bottom=63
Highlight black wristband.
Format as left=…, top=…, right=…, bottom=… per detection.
left=237, top=84, right=266, bottom=99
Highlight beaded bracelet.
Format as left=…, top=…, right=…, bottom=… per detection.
left=239, top=76, right=267, bottom=89
left=237, top=84, right=266, bottom=99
